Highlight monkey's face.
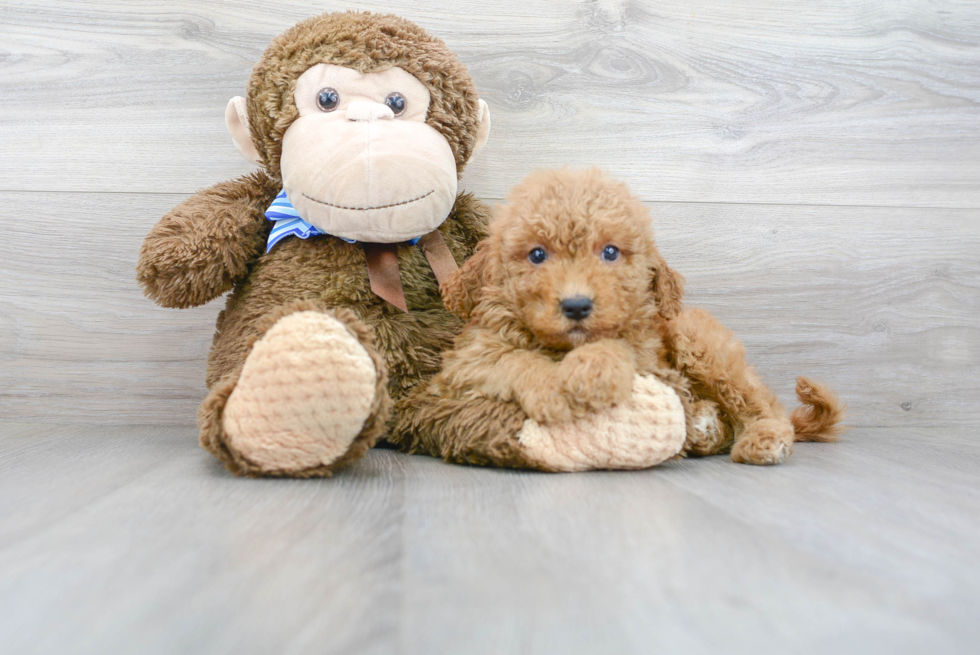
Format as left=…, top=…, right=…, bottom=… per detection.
left=272, top=64, right=457, bottom=243
left=227, top=14, right=491, bottom=244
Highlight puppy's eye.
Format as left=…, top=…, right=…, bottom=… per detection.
left=528, top=247, right=547, bottom=265
left=601, top=245, right=620, bottom=262
left=384, top=92, right=407, bottom=116
left=317, top=88, right=340, bottom=112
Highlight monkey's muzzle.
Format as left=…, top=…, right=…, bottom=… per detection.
left=280, top=111, right=459, bottom=243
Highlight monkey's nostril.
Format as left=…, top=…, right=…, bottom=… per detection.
left=346, top=101, right=395, bottom=122
left=560, top=296, right=593, bottom=321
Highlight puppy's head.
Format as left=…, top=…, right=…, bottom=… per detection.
left=443, top=168, right=684, bottom=349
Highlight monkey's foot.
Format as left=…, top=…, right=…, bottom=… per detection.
left=222, top=311, right=381, bottom=475
left=516, top=375, right=686, bottom=472
left=730, top=417, right=795, bottom=465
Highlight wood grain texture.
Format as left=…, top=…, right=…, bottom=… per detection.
left=0, top=1, right=978, bottom=205
left=2, top=1, right=977, bottom=426
left=0, top=423, right=977, bottom=654
left=2, top=4, right=977, bottom=652
left=1, top=192, right=977, bottom=427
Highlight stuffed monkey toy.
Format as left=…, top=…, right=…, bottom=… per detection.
left=137, top=12, right=492, bottom=476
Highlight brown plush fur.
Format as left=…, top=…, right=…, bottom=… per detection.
left=137, top=12, right=491, bottom=476
left=391, top=168, right=844, bottom=467
left=138, top=171, right=280, bottom=309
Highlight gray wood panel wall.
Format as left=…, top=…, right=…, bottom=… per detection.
left=1, top=0, right=978, bottom=428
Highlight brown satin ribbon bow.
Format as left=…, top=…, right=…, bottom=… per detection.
left=361, top=230, right=459, bottom=312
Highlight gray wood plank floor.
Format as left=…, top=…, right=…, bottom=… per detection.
left=1, top=423, right=977, bottom=655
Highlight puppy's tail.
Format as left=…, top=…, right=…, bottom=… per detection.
left=791, top=376, right=846, bottom=442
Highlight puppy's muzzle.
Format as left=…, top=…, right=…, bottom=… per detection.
left=560, top=296, right=593, bottom=321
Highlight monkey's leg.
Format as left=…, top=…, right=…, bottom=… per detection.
left=390, top=375, right=686, bottom=472
left=199, top=305, right=390, bottom=477
left=390, top=388, right=542, bottom=470
left=666, top=307, right=794, bottom=465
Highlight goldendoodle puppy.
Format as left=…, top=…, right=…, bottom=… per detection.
left=390, top=168, right=843, bottom=470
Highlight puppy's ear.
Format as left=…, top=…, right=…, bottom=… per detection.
left=441, top=240, right=494, bottom=321
left=650, top=251, right=685, bottom=320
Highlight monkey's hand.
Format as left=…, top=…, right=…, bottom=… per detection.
left=137, top=171, right=278, bottom=308
left=559, top=339, right=636, bottom=415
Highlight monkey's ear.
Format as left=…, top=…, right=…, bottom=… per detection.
left=441, top=239, right=494, bottom=321
left=225, top=96, right=263, bottom=166
left=468, top=99, right=492, bottom=163
left=650, top=252, right=685, bottom=320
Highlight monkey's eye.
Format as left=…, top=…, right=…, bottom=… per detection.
left=316, top=88, right=340, bottom=112
left=601, top=245, right=620, bottom=262
left=384, top=92, right=407, bottom=116
left=528, top=247, right=547, bottom=265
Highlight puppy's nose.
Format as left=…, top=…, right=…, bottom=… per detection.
left=560, top=296, right=593, bottom=321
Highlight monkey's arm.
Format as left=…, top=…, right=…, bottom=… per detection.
left=137, top=171, right=279, bottom=308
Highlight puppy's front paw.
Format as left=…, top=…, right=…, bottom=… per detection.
left=731, top=418, right=794, bottom=465
left=520, top=377, right=574, bottom=424
left=559, top=343, right=634, bottom=414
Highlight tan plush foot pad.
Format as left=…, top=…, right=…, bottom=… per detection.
left=223, top=311, right=378, bottom=473
left=517, top=374, right=686, bottom=472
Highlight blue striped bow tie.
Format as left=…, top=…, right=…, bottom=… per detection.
left=265, top=190, right=421, bottom=252
left=264, top=189, right=452, bottom=313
